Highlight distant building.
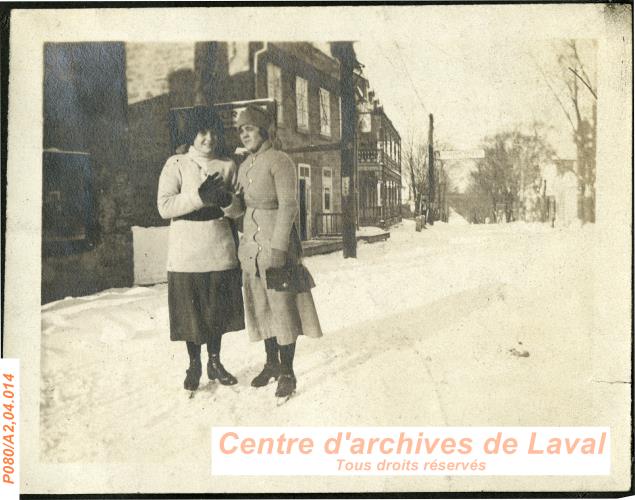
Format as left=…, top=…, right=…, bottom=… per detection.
left=542, top=160, right=580, bottom=227
left=355, top=74, right=403, bottom=227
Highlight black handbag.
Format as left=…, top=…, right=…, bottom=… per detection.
left=265, top=265, right=316, bottom=293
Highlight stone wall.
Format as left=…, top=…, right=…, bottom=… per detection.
left=42, top=42, right=202, bottom=303
left=42, top=42, right=134, bottom=303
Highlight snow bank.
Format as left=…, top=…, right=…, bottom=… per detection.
left=38, top=221, right=623, bottom=494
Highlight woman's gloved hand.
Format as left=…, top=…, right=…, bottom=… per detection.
left=268, top=248, right=287, bottom=269
left=198, top=173, right=232, bottom=207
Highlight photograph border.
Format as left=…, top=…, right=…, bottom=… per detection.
left=1, top=2, right=633, bottom=498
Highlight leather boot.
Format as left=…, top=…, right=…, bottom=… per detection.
left=184, top=342, right=202, bottom=391
left=184, top=358, right=202, bottom=391
left=276, top=343, right=296, bottom=397
left=251, top=362, right=280, bottom=387
left=207, top=354, right=238, bottom=385
left=251, top=337, right=280, bottom=387
left=275, top=367, right=296, bottom=398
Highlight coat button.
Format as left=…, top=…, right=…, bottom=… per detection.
left=249, top=178, right=253, bottom=184
left=256, top=227, right=260, bottom=232
left=258, top=246, right=262, bottom=251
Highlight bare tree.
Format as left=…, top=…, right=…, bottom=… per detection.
left=536, top=39, right=597, bottom=222
left=403, top=136, right=428, bottom=215
left=403, top=136, right=454, bottom=217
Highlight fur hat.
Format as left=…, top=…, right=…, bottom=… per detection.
left=237, top=105, right=272, bottom=130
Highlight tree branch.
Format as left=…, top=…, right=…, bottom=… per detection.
left=569, top=40, right=597, bottom=97
left=568, top=67, right=597, bottom=99
left=531, top=56, right=577, bottom=132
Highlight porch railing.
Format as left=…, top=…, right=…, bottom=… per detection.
left=358, top=205, right=401, bottom=226
left=314, top=207, right=402, bottom=237
left=384, top=205, right=401, bottom=218
left=358, top=148, right=400, bottom=173
left=359, top=206, right=383, bottom=225
left=358, top=148, right=379, bottom=163
left=314, top=212, right=343, bottom=236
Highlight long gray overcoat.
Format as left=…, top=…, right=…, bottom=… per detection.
left=237, top=141, right=323, bottom=345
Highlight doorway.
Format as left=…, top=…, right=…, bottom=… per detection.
left=298, top=163, right=311, bottom=240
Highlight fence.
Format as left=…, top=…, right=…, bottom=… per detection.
left=359, top=206, right=383, bottom=225
left=314, top=212, right=343, bottom=236
left=358, top=148, right=380, bottom=163
left=358, top=205, right=402, bottom=226
left=314, top=206, right=402, bottom=237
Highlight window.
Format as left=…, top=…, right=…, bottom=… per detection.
left=267, top=63, right=283, bottom=125
left=323, top=187, right=331, bottom=212
left=319, top=88, right=331, bottom=137
left=298, top=164, right=312, bottom=239
left=322, top=167, right=333, bottom=212
left=295, top=76, right=309, bottom=131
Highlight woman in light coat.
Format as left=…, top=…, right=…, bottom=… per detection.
left=236, top=105, right=322, bottom=398
left=157, top=107, right=244, bottom=391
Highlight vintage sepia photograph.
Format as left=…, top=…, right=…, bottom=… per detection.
left=3, top=4, right=633, bottom=496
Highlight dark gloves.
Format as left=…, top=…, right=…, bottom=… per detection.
left=198, top=173, right=232, bottom=208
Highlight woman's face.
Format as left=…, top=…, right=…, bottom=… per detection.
left=192, top=128, right=217, bottom=155
left=239, top=124, right=265, bottom=153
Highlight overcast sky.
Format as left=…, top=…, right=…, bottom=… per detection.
left=354, top=38, right=596, bottom=161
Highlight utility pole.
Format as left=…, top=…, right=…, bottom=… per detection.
left=332, top=42, right=357, bottom=258
left=427, top=113, right=435, bottom=225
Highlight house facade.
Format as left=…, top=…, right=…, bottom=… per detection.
left=41, top=41, right=348, bottom=303
left=206, top=42, right=344, bottom=240
left=355, top=75, right=403, bottom=227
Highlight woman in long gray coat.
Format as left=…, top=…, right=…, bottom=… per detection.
left=236, top=105, right=322, bottom=398
left=158, top=107, right=245, bottom=392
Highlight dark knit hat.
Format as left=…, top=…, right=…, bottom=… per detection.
left=169, top=106, right=228, bottom=154
left=237, top=105, right=272, bottom=130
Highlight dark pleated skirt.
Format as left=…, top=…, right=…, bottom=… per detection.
left=168, top=268, right=245, bottom=344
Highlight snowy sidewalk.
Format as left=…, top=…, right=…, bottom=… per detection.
left=39, top=220, right=630, bottom=492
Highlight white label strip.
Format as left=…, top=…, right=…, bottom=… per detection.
left=0, top=359, right=19, bottom=500
left=211, top=427, right=610, bottom=476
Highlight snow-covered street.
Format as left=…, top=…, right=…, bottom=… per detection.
left=39, top=219, right=630, bottom=492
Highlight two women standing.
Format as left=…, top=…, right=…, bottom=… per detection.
left=158, top=105, right=322, bottom=398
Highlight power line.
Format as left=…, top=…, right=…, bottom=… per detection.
left=391, top=41, right=430, bottom=115
left=371, top=40, right=429, bottom=116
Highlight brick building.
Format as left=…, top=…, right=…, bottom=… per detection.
left=42, top=41, right=348, bottom=302
left=205, top=42, right=344, bottom=240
